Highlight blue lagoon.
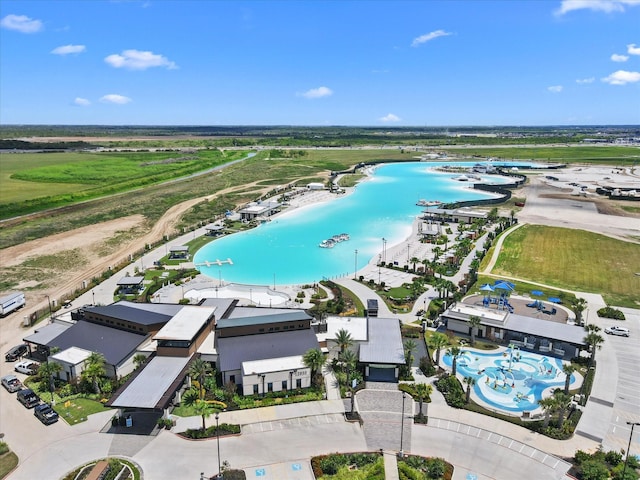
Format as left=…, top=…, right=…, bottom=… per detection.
left=194, top=162, right=514, bottom=285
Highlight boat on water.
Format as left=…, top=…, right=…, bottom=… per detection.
left=416, top=199, right=442, bottom=207
left=319, top=233, right=349, bottom=248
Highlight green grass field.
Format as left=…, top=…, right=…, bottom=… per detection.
left=489, top=225, right=640, bottom=307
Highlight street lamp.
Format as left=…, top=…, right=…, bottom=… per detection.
left=92, top=290, right=95, bottom=306
left=354, top=249, right=358, bottom=280
left=623, top=422, right=640, bottom=479
left=399, top=392, right=407, bottom=457
left=215, top=412, right=222, bottom=479
left=260, top=374, right=266, bottom=397
left=45, top=295, right=53, bottom=320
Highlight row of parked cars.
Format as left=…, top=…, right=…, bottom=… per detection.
left=3, top=344, right=59, bottom=426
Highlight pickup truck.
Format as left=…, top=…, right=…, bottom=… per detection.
left=17, top=388, right=40, bottom=408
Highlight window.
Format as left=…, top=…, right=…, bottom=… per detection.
left=274, top=327, right=280, bottom=331
left=267, top=382, right=273, bottom=393
left=296, top=378, right=302, bottom=388
left=253, top=384, right=259, bottom=395
left=259, top=328, right=264, bottom=332
left=282, top=380, right=287, bottom=390
left=229, top=375, right=236, bottom=384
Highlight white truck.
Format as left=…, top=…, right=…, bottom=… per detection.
left=0, top=292, right=26, bottom=316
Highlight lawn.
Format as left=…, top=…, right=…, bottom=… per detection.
left=488, top=225, right=640, bottom=307
left=0, top=451, right=18, bottom=480
left=53, top=397, right=111, bottom=425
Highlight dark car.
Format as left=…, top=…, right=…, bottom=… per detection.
left=34, top=404, right=59, bottom=425
left=16, top=388, right=40, bottom=408
left=5, top=343, right=28, bottom=362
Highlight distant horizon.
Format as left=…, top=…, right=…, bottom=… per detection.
left=2, top=1, right=639, bottom=126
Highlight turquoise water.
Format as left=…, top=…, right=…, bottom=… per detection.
left=194, top=162, right=514, bottom=285
left=442, top=349, right=574, bottom=413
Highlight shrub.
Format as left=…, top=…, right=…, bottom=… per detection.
left=597, top=306, right=625, bottom=320
left=435, top=374, right=465, bottom=408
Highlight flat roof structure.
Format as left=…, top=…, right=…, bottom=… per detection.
left=108, top=355, right=192, bottom=409
left=505, top=314, right=586, bottom=345
left=85, top=302, right=178, bottom=326
left=317, top=316, right=367, bottom=343
left=242, top=355, right=305, bottom=376
left=169, top=246, right=189, bottom=252
left=116, top=276, right=145, bottom=286
left=23, top=322, right=71, bottom=345
left=217, top=308, right=311, bottom=329
left=47, top=320, right=148, bottom=366
left=359, top=317, right=405, bottom=365
left=51, top=346, right=92, bottom=365
left=217, top=329, right=318, bottom=373
left=154, top=306, right=215, bottom=341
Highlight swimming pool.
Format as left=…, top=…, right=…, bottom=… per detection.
left=194, top=161, right=520, bottom=285
left=442, top=348, right=577, bottom=413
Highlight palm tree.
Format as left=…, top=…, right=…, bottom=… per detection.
left=538, top=396, right=558, bottom=429
left=189, top=357, right=213, bottom=400
left=571, top=297, right=588, bottom=325
left=583, top=327, right=604, bottom=367
left=463, top=376, right=476, bottom=404
left=82, top=352, right=106, bottom=394
left=468, top=315, right=482, bottom=345
left=334, top=329, right=354, bottom=356
left=415, top=383, right=433, bottom=418
left=37, top=360, right=63, bottom=403
left=428, top=332, right=449, bottom=367
left=562, top=364, right=578, bottom=395
left=303, top=348, right=326, bottom=387
left=340, top=349, right=358, bottom=388
left=184, top=393, right=214, bottom=431
left=133, top=353, right=148, bottom=370
left=554, top=390, right=572, bottom=428
left=404, top=339, right=417, bottom=368
left=410, top=256, right=420, bottom=272
left=446, top=346, right=462, bottom=377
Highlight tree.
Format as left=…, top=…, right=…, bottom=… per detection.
left=463, top=376, right=476, bottom=404
left=415, top=383, right=433, bottom=418
left=584, top=327, right=604, bottom=367
left=428, top=332, right=449, bottom=366
left=538, top=396, right=558, bottom=429
left=404, top=339, right=417, bottom=368
left=193, top=398, right=214, bottom=431
left=303, top=348, right=326, bottom=387
left=468, top=315, right=482, bottom=345
left=562, top=364, right=578, bottom=395
left=554, top=390, right=572, bottom=428
left=37, top=360, right=63, bottom=403
left=133, top=353, right=148, bottom=370
left=334, top=329, right=354, bottom=356
left=446, top=346, right=462, bottom=377
left=82, top=352, right=106, bottom=394
left=572, top=297, right=588, bottom=325
left=189, top=357, right=213, bottom=400
left=410, top=256, right=420, bottom=272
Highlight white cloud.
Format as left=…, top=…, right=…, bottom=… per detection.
left=411, top=30, right=452, bottom=47
left=104, top=49, right=177, bottom=70
left=602, top=70, right=640, bottom=85
left=297, top=86, right=333, bottom=99
left=0, top=14, right=43, bottom=33
left=628, top=43, right=640, bottom=55
left=547, top=85, right=563, bottom=93
left=576, top=77, right=595, bottom=84
left=379, top=113, right=401, bottom=122
left=611, top=53, right=629, bottom=62
left=51, top=44, right=86, bottom=55
left=555, top=0, right=640, bottom=15
left=73, top=97, right=91, bottom=106
left=99, top=94, right=132, bottom=104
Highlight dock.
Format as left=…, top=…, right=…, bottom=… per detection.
left=195, top=258, right=233, bottom=267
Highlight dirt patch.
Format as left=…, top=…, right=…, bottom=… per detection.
left=538, top=193, right=640, bottom=218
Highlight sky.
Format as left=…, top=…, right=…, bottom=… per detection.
left=1, top=0, right=639, bottom=126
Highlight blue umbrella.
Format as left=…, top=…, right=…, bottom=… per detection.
left=494, top=281, right=515, bottom=291
left=531, top=290, right=544, bottom=296
left=548, top=297, right=562, bottom=304
left=479, top=284, right=495, bottom=292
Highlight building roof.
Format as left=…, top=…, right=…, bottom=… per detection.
left=359, top=317, right=405, bottom=365
left=47, top=320, right=149, bottom=367
left=117, top=276, right=145, bottom=286
left=169, top=246, right=189, bottom=252
left=318, top=316, right=368, bottom=342
left=205, top=223, right=224, bottom=231
left=217, top=329, right=318, bottom=373
left=23, top=322, right=71, bottom=345
left=108, top=355, right=192, bottom=409
left=51, top=346, right=92, bottom=365
left=242, top=355, right=305, bottom=376
left=154, top=306, right=215, bottom=341
left=504, top=314, right=587, bottom=345
left=86, top=302, right=177, bottom=326
left=217, top=307, right=312, bottom=329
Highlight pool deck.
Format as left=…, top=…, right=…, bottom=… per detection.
left=464, top=294, right=570, bottom=323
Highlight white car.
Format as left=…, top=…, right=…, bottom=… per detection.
left=14, top=360, right=39, bottom=375
left=604, top=326, right=630, bottom=337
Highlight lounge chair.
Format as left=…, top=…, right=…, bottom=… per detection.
left=526, top=301, right=538, bottom=308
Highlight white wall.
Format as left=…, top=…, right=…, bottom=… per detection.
left=242, top=368, right=310, bottom=396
